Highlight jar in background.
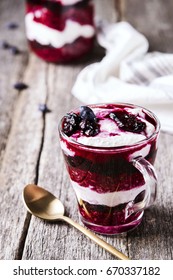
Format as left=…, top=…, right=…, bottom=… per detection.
left=25, top=0, right=95, bottom=63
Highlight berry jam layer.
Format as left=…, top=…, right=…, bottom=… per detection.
left=78, top=199, right=144, bottom=234
left=59, top=104, right=159, bottom=233
left=28, top=37, right=94, bottom=63
left=25, top=0, right=95, bottom=62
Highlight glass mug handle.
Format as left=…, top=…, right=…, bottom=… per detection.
left=125, top=156, right=157, bottom=219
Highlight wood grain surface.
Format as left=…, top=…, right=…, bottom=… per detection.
left=0, top=0, right=173, bottom=260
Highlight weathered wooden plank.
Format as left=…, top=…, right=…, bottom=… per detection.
left=0, top=53, right=48, bottom=259
left=94, top=0, right=117, bottom=22
left=0, top=0, right=28, bottom=169
left=0, top=0, right=36, bottom=260
left=123, top=0, right=173, bottom=52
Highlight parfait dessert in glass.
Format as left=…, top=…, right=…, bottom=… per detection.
left=25, top=0, right=95, bottom=62
left=59, top=103, right=160, bottom=234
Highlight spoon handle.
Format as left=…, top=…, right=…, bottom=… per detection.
left=62, top=215, right=130, bottom=260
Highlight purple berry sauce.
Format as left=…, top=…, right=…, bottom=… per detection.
left=59, top=104, right=160, bottom=234
left=25, top=0, right=95, bottom=63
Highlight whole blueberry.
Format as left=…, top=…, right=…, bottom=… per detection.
left=63, top=113, right=81, bottom=136
left=80, top=106, right=96, bottom=122
left=79, top=106, right=100, bottom=136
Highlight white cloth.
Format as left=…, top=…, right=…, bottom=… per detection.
left=72, top=21, right=173, bottom=133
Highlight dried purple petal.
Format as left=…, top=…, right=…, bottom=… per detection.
left=6, top=22, right=19, bottom=29
left=38, top=104, right=51, bottom=113
left=10, top=46, right=21, bottom=55
left=0, top=41, right=21, bottom=55
left=13, top=82, right=28, bottom=91
left=0, top=40, right=10, bottom=49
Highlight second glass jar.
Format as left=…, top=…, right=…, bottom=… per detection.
left=25, top=0, right=95, bottom=63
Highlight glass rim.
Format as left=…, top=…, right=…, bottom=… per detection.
left=58, top=102, right=161, bottom=152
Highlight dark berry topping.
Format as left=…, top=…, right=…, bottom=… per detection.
left=63, top=113, right=81, bottom=136
left=79, top=106, right=100, bottom=136
left=80, top=106, right=96, bottom=122
left=38, top=104, right=51, bottom=113
left=13, top=82, right=28, bottom=91
left=62, top=106, right=100, bottom=137
left=79, top=119, right=100, bottom=136
left=109, top=111, right=146, bottom=133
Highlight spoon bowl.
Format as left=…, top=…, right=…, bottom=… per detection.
left=23, top=184, right=130, bottom=260
left=23, top=184, right=65, bottom=220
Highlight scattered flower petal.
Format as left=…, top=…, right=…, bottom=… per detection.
left=0, top=40, right=10, bottom=49
left=38, top=104, right=51, bottom=113
left=10, top=46, right=21, bottom=55
left=6, top=22, right=19, bottom=29
left=13, top=82, right=29, bottom=91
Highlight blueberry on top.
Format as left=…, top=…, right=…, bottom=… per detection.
left=109, top=111, right=146, bottom=133
left=79, top=106, right=100, bottom=136
left=62, top=106, right=100, bottom=137
left=63, top=113, right=81, bottom=136
left=80, top=106, right=96, bottom=122
left=79, top=118, right=100, bottom=136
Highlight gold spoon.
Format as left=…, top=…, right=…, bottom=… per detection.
left=22, top=184, right=130, bottom=260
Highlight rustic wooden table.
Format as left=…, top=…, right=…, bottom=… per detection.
left=0, top=0, right=173, bottom=260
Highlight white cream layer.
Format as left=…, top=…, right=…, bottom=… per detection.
left=60, top=138, right=151, bottom=159
left=60, top=140, right=75, bottom=156
left=71, top=180, right=146, bottom=207
left=25, top=12, right=95, bottom=48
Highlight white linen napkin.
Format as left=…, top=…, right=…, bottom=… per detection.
left=72, top=21, right=173, bottom=133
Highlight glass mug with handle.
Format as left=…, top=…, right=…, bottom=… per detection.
left=59, top=103, right=160, bottom=234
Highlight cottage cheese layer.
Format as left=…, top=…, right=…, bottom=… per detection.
left=71, top=180, right=146, bottom=207
left=25, top=12, right=95, bottom=48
